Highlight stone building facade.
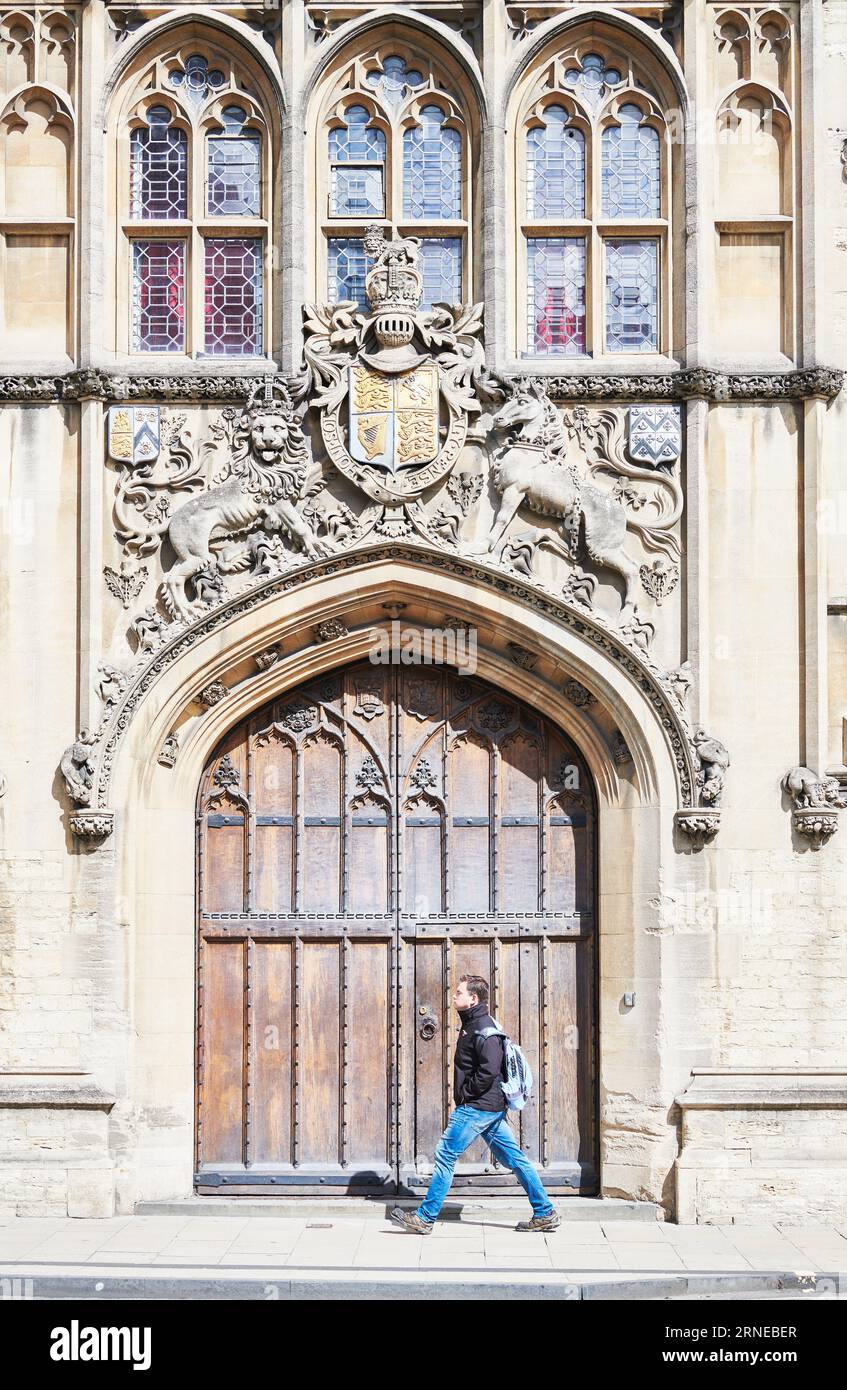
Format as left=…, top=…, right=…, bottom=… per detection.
left=0, top=0, right=846, bottom=1222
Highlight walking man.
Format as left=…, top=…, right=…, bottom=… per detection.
left=389, top=974, right=561, bottom=1234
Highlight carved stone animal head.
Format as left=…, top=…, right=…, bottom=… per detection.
left=250, top=410, right=294, bottom=465
left=821, top=777, right=847, bottom=808
left=492, top=380, right=547, bottom=432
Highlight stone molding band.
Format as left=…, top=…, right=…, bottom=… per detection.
left=0, top=365, right=843, bottom=404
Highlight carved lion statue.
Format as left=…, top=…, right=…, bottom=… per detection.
left=782, top=766, right=847, bottom=811
left=160, top=386, right=332, bottom=620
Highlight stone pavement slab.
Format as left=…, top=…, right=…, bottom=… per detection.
left=2, top=1213, right=846, bottom=1299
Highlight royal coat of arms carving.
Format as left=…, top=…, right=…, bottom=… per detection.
left=303, top=224, right=484, bottom=511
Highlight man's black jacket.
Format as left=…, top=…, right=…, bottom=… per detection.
left=453, top=1000, right=506, bottom=1112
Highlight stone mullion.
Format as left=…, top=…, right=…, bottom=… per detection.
left=280, top=0, right=306, bottom=373
left=78, top=0, right=106, bottom=367
left=481, top=0, right=507, bottom=371
left=683, top=0, right=708, bottom=367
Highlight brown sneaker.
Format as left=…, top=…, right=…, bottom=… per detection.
left=389, top=1206, right=434, bottom=1235
left=515, top=1211, right=561, bottom=1232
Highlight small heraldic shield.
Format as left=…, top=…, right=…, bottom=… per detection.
left=348, top=364, right=438, bottom=476
left=627, top=405, right=681, bottom=467
left=107, top=406, right=160, bottom=466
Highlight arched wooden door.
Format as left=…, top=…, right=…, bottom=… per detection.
left=195, top=661, right=597, bottom=1196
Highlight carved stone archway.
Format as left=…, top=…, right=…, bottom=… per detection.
left=102, top=557, right=687, bottom=1211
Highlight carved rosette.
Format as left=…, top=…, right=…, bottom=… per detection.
left=674, top=809, right=721, bottom=848
left=792, top=809, right=840, bottom=848
left=69, top=810, right=115, bottom=841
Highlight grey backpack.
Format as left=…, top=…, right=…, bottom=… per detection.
left=476, top=1022, right=533, bottom=1111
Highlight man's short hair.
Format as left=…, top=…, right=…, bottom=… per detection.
left=459, top=974, right=489, bottom=1004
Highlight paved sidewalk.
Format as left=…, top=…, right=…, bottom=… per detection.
left=2, top=1210, right=847, bottom=1298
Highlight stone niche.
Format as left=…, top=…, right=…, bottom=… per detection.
left=674, top=1069, right=847, bottom=1224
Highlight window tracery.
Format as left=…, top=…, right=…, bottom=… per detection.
left=317, top=46, right=471, bottom=310
left=115, top=43, right=271, bottom=358
left=517, top=43, right=671, bottom=357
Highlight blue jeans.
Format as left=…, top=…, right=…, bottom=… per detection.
left=416, top=1104, right=555, bottom=1224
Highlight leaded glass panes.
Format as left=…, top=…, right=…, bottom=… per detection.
left=403, top=106, right=461, bottom=219
left=207, top=106, right=260, bottom=216
left=527, top=238, right=586, bottom=355
left=365, top=55, right=425, bottom=112
left=605, top=238, right=658, bottom=351
left=329, top=106, right=385, bottom=216
left=526, top=106, right=585, bottom=219
left=130, top=107, right=187, bottom=219
left=204, top=238, right=263, bottom=355
left=169, top=54, right=225, bottom=108
left=602, top=105, right=660, bottom=219
left=420, top=236, right=462, bottom=307
left=562, top=53, right=622, bottom=112
left=328, top=237, right=368, bottom=310
left=131, top=240, right=185, bottom=351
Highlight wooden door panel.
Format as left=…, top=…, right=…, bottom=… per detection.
left=197, top=661, right=598, bottom=1196
left=198, top=940, right=244, bottom=1166
left=346, top=941, right=391, bottom=1162
left=251, top=940, right=293, bottom=1164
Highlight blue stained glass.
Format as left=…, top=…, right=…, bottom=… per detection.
left=605, top=239, right=658, bottom=351
left=562, top=52, right=622, bottom=112
left=403, top=106, right=461, bottom=219
left=207, top=108, right=260, bottom=216
left=329, top=106, right=385, bottom=216
left=169, top=54, right=225, bottom=108
left=602, top=104, right=660, bottom=219
left=328, top=237, right=368, bottom=310
left=419, top=237, right=462, bottom=308
left=526, top=238, right=586, bottom=355
left=130, top=106, right=187, bottom=219
left=526, top=106, right=585, bottom=219
left=365, top=54, right=425, bottom=112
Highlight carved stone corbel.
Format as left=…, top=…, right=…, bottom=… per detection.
left=69, top=811, right=114, bottom=841
left=674, top=810, right=721, bottom=848
left=783, top=766, right=846, bottom=847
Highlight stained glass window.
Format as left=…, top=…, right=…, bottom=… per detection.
left=131, top=240, right=185, bottom=351
left=207, top=106, right=260, bottom=216
left=605, top=239, right=658, bottom=351
left=328, top=237, right=368, bottom=310
left=329, top=106, right=385, bottom=216
left=562, top=53, right=622, bottom=112
left=130, top=106, right=187, bottom=219
left=365, top=55, right=425, bottom=112
left=527, top=238, right=586, bottom=355
left=204, top=238, right=263, bottom=355
left=420, top=237, right=462, bottom=307
left=169, top=54, right=225, bottom=108
left=602, top=105, right=660, bottom=219
left=526, top=106, right=585, bottom=219
left=403, top=106, right=461, bottom=219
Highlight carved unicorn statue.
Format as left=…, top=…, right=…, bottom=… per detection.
left=486, top=381, right=682, bottom=615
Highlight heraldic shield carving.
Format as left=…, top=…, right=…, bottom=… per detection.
left=304, top=224, right=484, bottom=507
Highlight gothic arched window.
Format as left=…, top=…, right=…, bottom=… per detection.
left=517, top=46, right=671, bottom=357
left=117, top=47, right=272, bottom=358
left=319, top=49, right=471, bottom=312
